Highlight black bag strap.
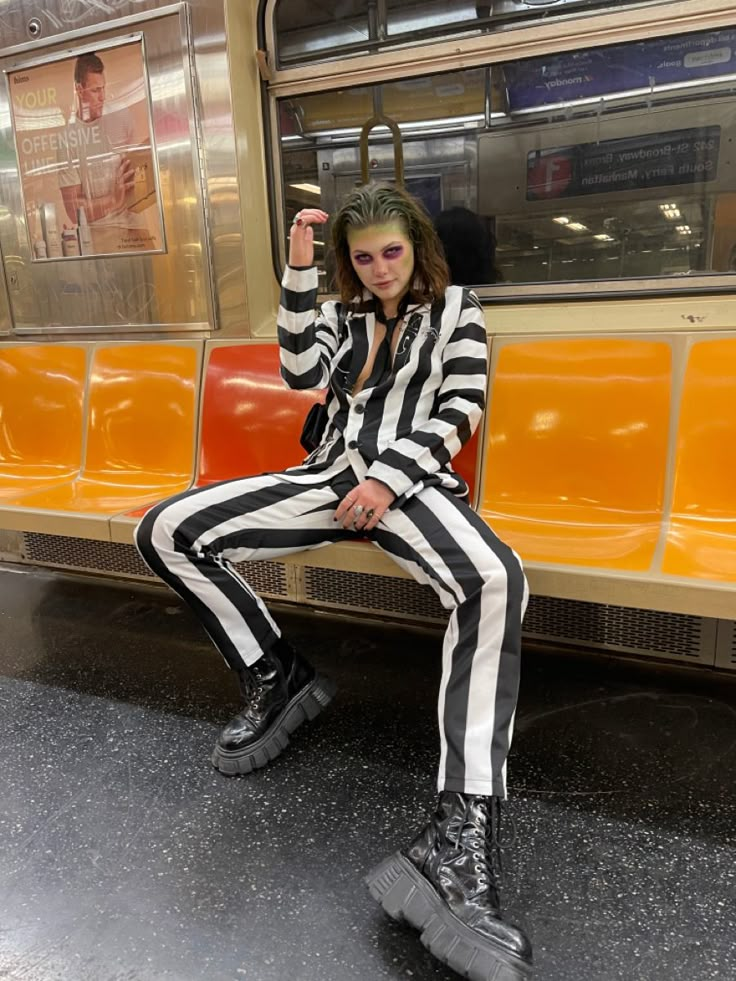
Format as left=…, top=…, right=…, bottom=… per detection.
left=326, top=303, right=349, bottom=402
left=336, top=303, right=348, bottom=347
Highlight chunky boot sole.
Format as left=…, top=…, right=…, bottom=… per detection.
left=366, top=852, right=533, bottom=981
left=211, top=674, right=336, bottom=776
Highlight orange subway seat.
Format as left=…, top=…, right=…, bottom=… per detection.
left=453, top=431, right=478, bottom=502
left=1, top=343, right=198, bottom=517
left=198, top=344, right=317, bottom=485
left=0, top=345, right=86, bottom=498
left=663, top=339, right=736, bottom=581
left=480, top=338, right=672, bottom=570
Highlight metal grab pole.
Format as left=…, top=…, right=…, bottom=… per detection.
left=359, top=113, right=405, bottom=187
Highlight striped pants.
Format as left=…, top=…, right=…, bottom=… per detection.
left=135, top=464, right=528, bottom=797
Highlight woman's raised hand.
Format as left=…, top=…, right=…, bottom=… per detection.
left=288, top=208, right=329, bottom=268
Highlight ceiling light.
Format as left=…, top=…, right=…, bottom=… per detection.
left=659, top=203, right=681, bottom=220
left=594, top=234, right=614, bottom=242
left=290, top=182, right=321, bottom=194
left=567, top=222, right=588, bottom=232
left=553, top=216, right=570, bottom=225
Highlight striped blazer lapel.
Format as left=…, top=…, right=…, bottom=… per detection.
left=393, top=299, right=432, bottom=373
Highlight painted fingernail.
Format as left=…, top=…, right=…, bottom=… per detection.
left=295, top=218, right=303, bottom=226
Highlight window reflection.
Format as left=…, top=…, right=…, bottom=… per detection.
left=275, top=0, right=655, bottom=67
left=278, top=26, right=736, bottom=291
left=435, top=208, right=502, bottom=285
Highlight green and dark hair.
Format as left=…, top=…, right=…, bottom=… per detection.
left=331, top=183, right=449, bottom=306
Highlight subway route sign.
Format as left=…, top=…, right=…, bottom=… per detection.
left=527, top=127, right=720, bottom=201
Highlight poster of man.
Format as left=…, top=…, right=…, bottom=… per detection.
left=7, top=39, right=164, bottom=259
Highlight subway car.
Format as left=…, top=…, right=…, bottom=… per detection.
left=0, top=0, right=734, bottom=669
left=0, top=1, right=735, bottom=979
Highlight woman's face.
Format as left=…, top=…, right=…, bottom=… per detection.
left=347, top=221, right=415, bottom=313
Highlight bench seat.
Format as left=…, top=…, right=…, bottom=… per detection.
left=0, top=344, right=87, bottom=498
left=662, top=337, right=736, bottom=583
left=479, top=337, right=672, bottom=571
left=0, top=342, right=201, bottom=540
left=2, top=331, right=736, bottom=622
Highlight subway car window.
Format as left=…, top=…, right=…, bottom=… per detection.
left=274, top=0, right=655, bottom=67
left=278, top=26, right=736, bottom=292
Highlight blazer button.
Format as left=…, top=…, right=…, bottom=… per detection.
left=355, top=405, right=365, bottom=414
left=348, top=440, right=358, bottom=449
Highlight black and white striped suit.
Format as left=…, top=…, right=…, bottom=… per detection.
left=136, top=267, right=528, bottom=797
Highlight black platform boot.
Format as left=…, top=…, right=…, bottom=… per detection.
left=212, top=638, right=335, bottom=775
left=366, top=792, right=533, bottom=981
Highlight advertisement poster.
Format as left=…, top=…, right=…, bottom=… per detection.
left=504, top=28, right=736, bottom=112
left=6, top=38, right=164, bottom=260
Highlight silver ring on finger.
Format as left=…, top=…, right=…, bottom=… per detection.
left=352, top=504, right=364, bottom=518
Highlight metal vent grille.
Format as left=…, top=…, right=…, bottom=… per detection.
left=21, top=533, right=288, bottom=598
left=16, top=532, right=729, bottom=668
left=24, top=533, right=155, bottom=577
left=523, top=594, right=709, bottom=663
left=715, top=620, right=736, bottom=671
left=232, top=560, right=287, bottom=597
left=303, top=566, right=448, bottom=622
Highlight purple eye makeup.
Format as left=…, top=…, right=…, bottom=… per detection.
left=352, top=244, right=405, bottom=265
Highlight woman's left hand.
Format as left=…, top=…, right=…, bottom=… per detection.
left=288, top=208, right=329, bottom=267
left=335, top=479, right=396, bottom=532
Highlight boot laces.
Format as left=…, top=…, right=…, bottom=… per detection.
left=239, top=663, right=268, bottom=708
left=452, top=796, right=515, bottom=895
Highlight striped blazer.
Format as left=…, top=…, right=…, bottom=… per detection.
left=278, top=265, right=488, bottom=504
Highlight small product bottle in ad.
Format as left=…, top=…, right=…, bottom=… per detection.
left=77, top=206, right=93, bottom=256
left=61, top=225, right=81, bottom=257
left=41, top=203, right=62, bottom=258
left=30, top=204, right=47, bottom=259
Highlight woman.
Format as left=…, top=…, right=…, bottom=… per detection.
left=135, top=184, right=532, bottom=981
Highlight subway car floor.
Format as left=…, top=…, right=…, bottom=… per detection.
left=0, top=565, right=735, bottom=981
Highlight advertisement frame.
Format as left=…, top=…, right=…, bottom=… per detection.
left=4, top=32, right=167, bottom=262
